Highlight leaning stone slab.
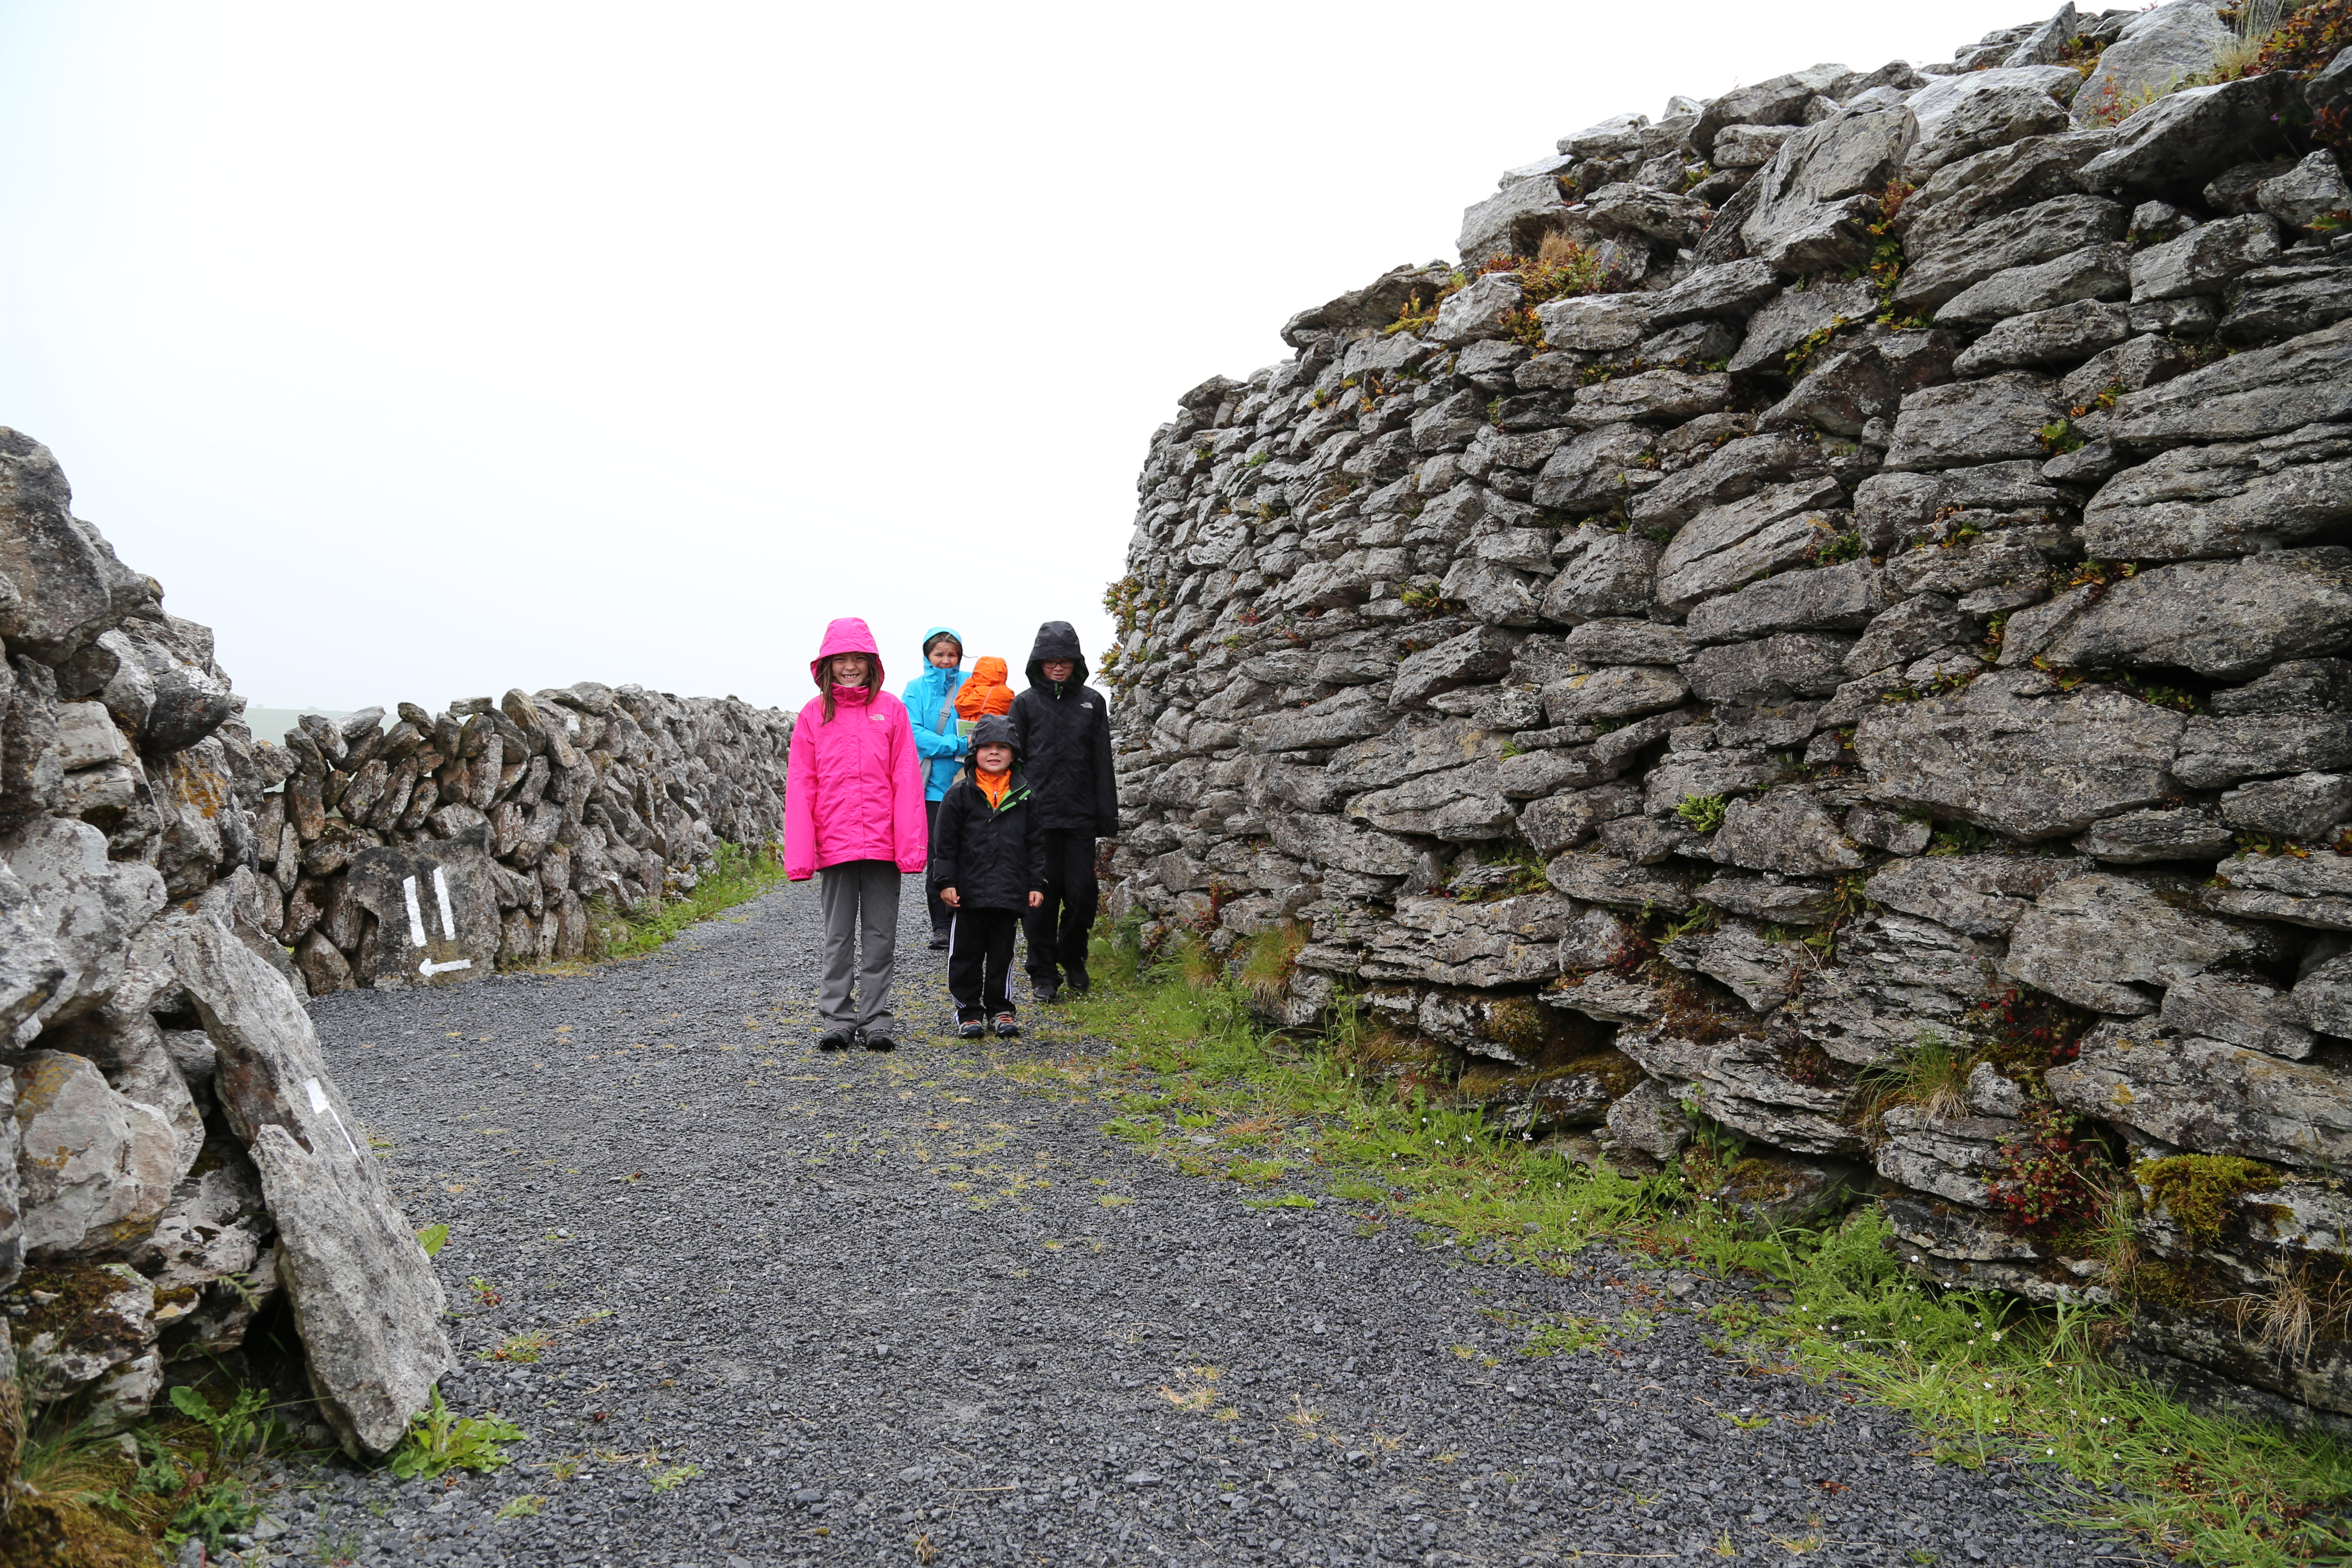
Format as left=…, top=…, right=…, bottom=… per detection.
left=172, top=915, right=453, bottom=1456
left=2049, top=1022, right=2352, bottom=1173
left=1853, top=670, right=2186, bottom=839
left=2000, top=873, right=2266, bottom=1014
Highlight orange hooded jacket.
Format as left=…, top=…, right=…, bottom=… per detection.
left=954, top=656, right=1016, bottom=720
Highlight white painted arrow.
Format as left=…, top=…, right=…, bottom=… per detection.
left=418, top=957, right=474, bottom=977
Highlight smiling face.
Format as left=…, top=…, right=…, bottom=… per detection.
left=927, top=639, right=961, bottom=670
left=827, top=653, right=872, bottom=688
left=1041, top=658, right=1075, bottom=683
left=974, top=742, right=1014, bottom=774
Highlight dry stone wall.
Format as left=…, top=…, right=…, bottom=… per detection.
left=1106, top=8, right=2352, bottom=1433
left=254, top=680, right=789, bottom=998
left=0, top=426, right=793, bottom=1474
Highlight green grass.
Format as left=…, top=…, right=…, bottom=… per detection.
left=579, top=840, right=788, bottom=962
left=5, top=1375, right=312, bottom=1566
left=1012, top=937, right=2352, bottom=1567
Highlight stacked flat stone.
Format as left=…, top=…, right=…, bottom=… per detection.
left=1107, top=9, right=2352, bottom=1433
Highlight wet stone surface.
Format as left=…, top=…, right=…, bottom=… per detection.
left=268, top=882, right=2126, bottom=1567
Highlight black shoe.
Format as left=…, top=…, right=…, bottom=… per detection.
left=993, top=1014, right=1021, bottom=1038
left=1035, top=982, right=1060, bottom=1005
left=957, top=1020, right=986, bottom=1040
left=928, top=933, right=949, bottom=950
left=861, top=1027, right=897, bottom=1052
left=1065, top=968, right=1091, bottom=995
left=817, top=1029, right=854, bottom=1052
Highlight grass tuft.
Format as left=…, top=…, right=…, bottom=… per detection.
left=581, top=841, right=788, bottom=963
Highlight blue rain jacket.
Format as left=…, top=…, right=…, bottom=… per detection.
left=903, top=624, right=970, bottom=801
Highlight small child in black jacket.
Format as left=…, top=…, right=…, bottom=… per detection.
left=932, top=715, right=1047, bottom=1038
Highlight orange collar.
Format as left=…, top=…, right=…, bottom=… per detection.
left=977, top=769, right=1013, bottom=810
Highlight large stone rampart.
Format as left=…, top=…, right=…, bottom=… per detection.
left=1106, top=10, right=2352, bottom=1430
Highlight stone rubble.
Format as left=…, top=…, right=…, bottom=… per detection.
left=1104, top=10, right=2352, bottom=1432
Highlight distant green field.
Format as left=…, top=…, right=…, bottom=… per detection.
left=242, top=705, right=349, bottom=745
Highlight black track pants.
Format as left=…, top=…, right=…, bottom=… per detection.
left=1023, top=830, right=1098, bottom=986
left=947, top=906, right=1020, bottom=1020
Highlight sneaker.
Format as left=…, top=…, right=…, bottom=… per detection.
left=861, top=1028, right=897, bottom=1052
left=957, top=1020, right=985, bottom=1040
left=928, top=933, right=950, bottom=950
left=817, top=1029, right=854, bottom=1052
left=993, top=1014, right=1021, bottom=1038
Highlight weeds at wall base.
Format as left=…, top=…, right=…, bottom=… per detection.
left=1026, top=938, right=2352, bottom=1567
left=572, top=839, right=789, bottom=965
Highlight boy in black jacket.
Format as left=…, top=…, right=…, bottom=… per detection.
left=934, top=714, right=1047, bottom=1039
left=1010, top=620, right=1118, bottom=1001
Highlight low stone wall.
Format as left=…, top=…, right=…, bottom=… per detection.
left=1105, top=11, right=2352, bottom=1431
left=1, top=427, right=793, bottom=1480
left=252, top=682, right=790, bottom=997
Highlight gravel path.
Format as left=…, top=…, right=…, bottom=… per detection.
left=267, top=879, right=2140, bottom=1568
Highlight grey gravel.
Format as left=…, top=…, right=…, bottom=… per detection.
left=263, top=882, right=2144, bottom=1567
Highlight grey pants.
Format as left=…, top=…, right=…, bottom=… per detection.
left=818, top=859, right=900, bottom=1031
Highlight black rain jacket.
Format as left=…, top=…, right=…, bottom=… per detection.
left=1010, top=620, right=1118, bottom=836
left=931, top=767, right=1047, bottom=912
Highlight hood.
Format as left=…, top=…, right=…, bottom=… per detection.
left=1024, top=620, right=1090, bottom=690
left=920, top=625, right=963, bottom=666
left=971, top=714, right=1018, bottom=753
left=954, top=655, right=1016, bottom=718
left=810, top=616, right=884, bottom=688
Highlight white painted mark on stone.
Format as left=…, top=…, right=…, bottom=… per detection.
left=432, top=866, right=457, bottom=940
left=419, top=958, right=474, bottom=977
left=303, top=1076, right=361, bottom=1159
left=402, top=876, right=428, bottom=947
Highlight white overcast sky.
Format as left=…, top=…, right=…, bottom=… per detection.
left=0, top=1, right=2031, bottom=717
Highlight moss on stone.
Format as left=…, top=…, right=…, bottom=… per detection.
left=2137, top=1155, right=2285, bottom=1247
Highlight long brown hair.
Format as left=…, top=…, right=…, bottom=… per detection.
left=818, top=653, right=874, bottom=723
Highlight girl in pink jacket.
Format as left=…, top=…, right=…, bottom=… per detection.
left=785, top=617, right=929, bottom=1050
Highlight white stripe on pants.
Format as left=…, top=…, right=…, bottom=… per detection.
left=818, top=859, right=900, bottom=1030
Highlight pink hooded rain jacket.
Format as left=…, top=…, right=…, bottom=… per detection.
left=784, top=617, right=929, bottom=881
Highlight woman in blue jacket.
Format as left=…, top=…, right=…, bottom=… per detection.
left=903, top=626, right=970, bottom=947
